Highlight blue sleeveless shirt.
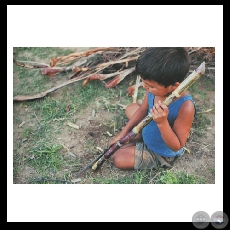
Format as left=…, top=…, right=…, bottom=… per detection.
left=142, top=92, right=196, bottom=157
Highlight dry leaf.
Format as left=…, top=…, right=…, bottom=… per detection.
left=106, top=131, right=113, bottom=137
left=66, top=151, right=76, bottom=158
left=67, top=122, right=80, bottom=129
left=91, top=109, right=96, bottom=118
left=183, top=147, right=191, bottom=154
left=71, top=178, right=81, bottom=183
left=19, top=121, right=25, bottom=127
left=96, top=147, right=104, bottom=152
left=65, top=106, right=70, bottom=112
left=197, top=108, right=214, bottom=114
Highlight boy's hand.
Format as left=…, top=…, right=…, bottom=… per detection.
left=109, top=133, right=124, bottom=147
left=150, top=100, right=169, bottom=123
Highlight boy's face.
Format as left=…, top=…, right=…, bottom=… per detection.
left=142, top=78, right=178, bottom=96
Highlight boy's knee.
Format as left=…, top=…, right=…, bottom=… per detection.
left=125, top=103, right=141, bottom=119
left=113, top=152, right=124, bottom=169
left=113, top=154, right=120, bottom=168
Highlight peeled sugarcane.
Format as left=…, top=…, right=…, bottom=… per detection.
left=75, top=61, right=205, bottom=175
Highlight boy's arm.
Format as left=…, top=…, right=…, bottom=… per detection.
left=154, top=100, right=195, bottom=152
left=123, top=92, right=149, bottom=132
left=109, top=92, right=149, bottom=146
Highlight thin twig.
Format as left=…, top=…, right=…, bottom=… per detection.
left=34, top=112, right=41, bottom=124
left=149, top=171, right=161, bottom=184
left=188, top=47, right=202, bottom=54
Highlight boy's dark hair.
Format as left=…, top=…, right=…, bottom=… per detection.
left=136, top=47, right=191, bottom=87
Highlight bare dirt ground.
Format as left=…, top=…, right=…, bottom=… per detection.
left=13, top=47, right=215, bottom=184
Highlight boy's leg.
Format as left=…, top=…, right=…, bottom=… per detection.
left=112, top=103, right=142, bottom=169
left=112, top=141, right=160, bottom=170
left=125, top=103, right=141, bottom=119
left=112, top=143, right=136, bottom=169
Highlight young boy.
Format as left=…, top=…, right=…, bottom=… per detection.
left=109, top=47, right=196, bottom=170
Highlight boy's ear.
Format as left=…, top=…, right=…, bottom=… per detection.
left=171, top=82, right=180, bottom=90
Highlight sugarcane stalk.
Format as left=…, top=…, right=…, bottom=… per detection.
left=90, top=61, right=205, bottom=171
left=132, top=75, right=141, bottom=103
left=91, top=131, right=139, bottom=170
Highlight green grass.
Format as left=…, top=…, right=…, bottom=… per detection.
left=14, top=47, right=75, bottom=60
left=90, top=170, right=150, bottom=184
left=192, top=113, right=211, bottom=137
left=26, top=143, right=63, bottom=173
left=187, top=76, right=214, bottom=137
left=154, top=170, right=206, bottom=184
left=189, top=75, right=215, bottom=93
left=29, top=176, right=73, bottom=184
left=87, top=169, right=206, bottom=184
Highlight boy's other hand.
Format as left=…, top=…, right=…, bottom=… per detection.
left=150, top=100, right=169, bottom=123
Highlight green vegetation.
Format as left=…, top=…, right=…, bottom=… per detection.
left=193, top=113, right=211, bottom=137
left=26, top=143, right=63, bottom=172
left=154, top=169, right=206, bottom=184
left=87, top=169, right=206, bottom=184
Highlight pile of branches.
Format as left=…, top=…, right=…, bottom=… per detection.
left=13, top=47, right=215, bottom=102
left=13, top=47, right=145, bottom=102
